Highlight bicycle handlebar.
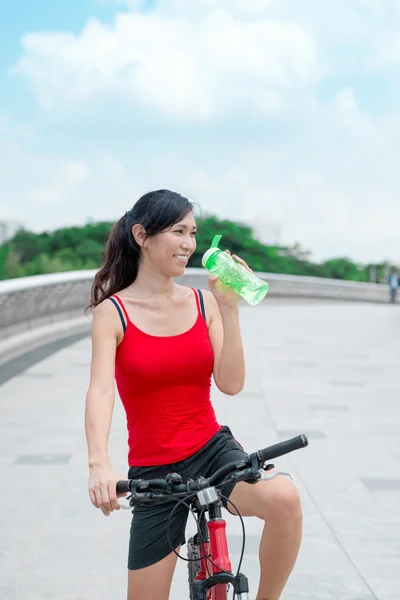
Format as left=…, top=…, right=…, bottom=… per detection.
left=116, top=434, right=308, bottom=497
left=257, top=434, right=308, bottom=462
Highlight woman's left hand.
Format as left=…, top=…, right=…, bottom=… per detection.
left=208, top=250, right=253, bottom=309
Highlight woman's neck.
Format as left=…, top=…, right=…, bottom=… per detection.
left=127, top=268, right=176, bottom=299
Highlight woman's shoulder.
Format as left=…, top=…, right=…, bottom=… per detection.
left=90, top=298, right=127, bottom=345
left=91, top=297, right=124, bottom=329
left=191, top=287, right=219, bottom=319
left=93, top=296, right=118, bottom=313
left=194, top=286, right=215, bottom=301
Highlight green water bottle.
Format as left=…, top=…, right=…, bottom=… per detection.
left=201, top=234, right=269, bottom=306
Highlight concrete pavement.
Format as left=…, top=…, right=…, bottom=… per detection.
left=1, top=298, right=399, bottom=599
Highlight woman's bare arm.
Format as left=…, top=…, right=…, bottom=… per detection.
left=85, top=300, right=125, bottom=515
left=204, top=290, right=245, bottom=396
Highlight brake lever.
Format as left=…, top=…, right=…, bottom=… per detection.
left=259, top=469, right=294, bottom=482
left=119, top=490, right=167, bottom=509
left=119, top=495, right=132, bottom=510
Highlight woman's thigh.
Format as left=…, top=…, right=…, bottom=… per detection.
left=228, top=474, right=302, bottom=521
left=127, top=548, right=180, bottom=600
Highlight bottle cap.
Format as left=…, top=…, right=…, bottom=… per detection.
left=201, top=234, right=222, bottom=269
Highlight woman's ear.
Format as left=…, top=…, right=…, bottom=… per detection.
left=132, top=224, right=147, bottom=247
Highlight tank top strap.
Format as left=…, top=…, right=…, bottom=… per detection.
left=192, top=288, right=206, bottom=321
left=108, top=295, right=130, bottom=333
left=112, top=295, right=130, bottom=320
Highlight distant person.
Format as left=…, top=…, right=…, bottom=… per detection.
left=389, top=268, right=398, bottom=303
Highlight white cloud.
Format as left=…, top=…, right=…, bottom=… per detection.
left=1, top=109, right=400, bottom=263
left=183, top=160, right=400, bottom=264
left=0, top=116, right=36, bottom=141
left=330, top=87, right=373, bottom=135
left=269, top=0, right=400, bottom=73
left=13, top=10, right=317, bottom=120
left=107, top=0, right=145, bottom=8
left=4, top=1, right=400, bottom=265
left=130, top=0, right=277, bottom=17
left=334, top=88, right=360, bottom=114
left=29, top=161, right=90, bottom=205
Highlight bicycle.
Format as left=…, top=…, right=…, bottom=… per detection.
left=117, top=433, right=308, bottom=600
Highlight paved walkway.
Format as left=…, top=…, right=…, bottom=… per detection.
left=0, top=298, right=399, bottom=599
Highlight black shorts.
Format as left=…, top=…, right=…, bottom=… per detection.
left=127, top=425, right=247, bottom=570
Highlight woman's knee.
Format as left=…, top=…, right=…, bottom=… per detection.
left=262, top=479, right=302, bottom=525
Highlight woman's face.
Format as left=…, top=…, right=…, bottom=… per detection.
left=145, top=211, right=198, bottom=277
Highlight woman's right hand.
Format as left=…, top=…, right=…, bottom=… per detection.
left=89, top=464, right=127, bottom=516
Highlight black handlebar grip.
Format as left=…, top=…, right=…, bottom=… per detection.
left=258, top=434, right=308, bottom=463
left=116, top=480, right=130, bottom=495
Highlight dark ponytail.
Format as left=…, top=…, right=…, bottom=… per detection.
left=88, top=189, right=194, bottom=309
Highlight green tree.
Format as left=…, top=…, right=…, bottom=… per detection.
left=75, top=238, right=105, bottom=265
left=321, top=258, right=363, bottom=281
left=4, top=249, right=24, bottom=278
left=0, top=215, right=382, bottom=283
left=8, top=228, right=48, bottom=263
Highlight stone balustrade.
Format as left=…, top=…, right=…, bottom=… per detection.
left=0, top=269, right=389, bottom=358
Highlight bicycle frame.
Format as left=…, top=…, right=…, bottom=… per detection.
left=191, top=501, right=249, bottom=600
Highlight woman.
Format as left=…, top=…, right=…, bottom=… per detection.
left=85, top=189, right=302, bottom=600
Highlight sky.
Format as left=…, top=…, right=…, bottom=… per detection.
left=1, top=0, right=400, bottom=263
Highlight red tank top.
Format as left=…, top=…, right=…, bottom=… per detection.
left=111, top=289, right=221, bottom=466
